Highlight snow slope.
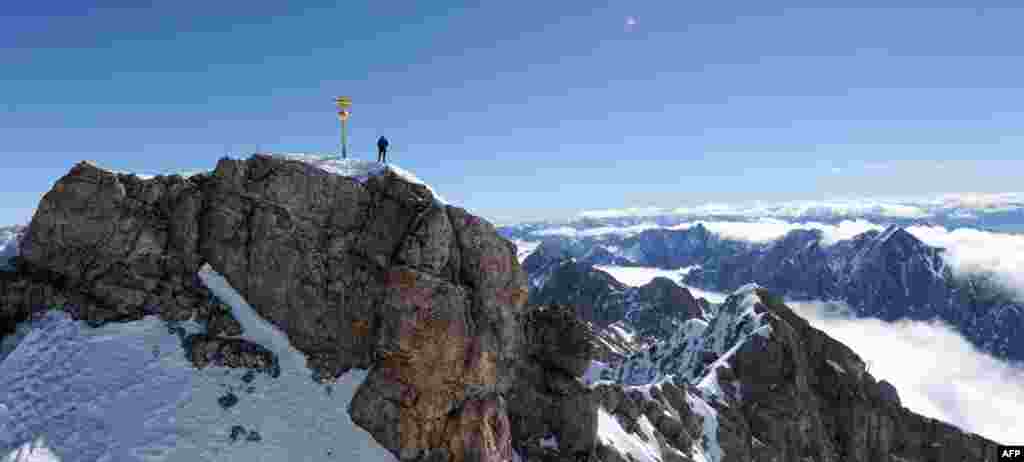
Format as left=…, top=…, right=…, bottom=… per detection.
left=0, top=265, right=396, bottom=462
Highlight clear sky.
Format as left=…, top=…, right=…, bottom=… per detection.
left=4, top=1, right=1024, bottom=225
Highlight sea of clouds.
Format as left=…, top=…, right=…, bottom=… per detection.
left=789, top=300, right=1024, bottom=445
left=904, top=225, right=1024, bottom=298
left=576, top=192, right=1024, bottom=221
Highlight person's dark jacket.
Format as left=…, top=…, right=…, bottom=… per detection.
left=377, top=137, right=389, bottom=149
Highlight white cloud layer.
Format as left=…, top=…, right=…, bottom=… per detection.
left=669, top=219, right=884, bottom=245
left=527, top=219, right=884, bottom=244
left=906, top=225, right=1024, bottom=298
left=533, top=223, right=663, bottom=238
left=789, top=300, right=1024, bottom=445
left=575, top=192, right=1024, bottom=221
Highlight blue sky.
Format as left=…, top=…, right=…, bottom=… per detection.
left=3, top=1, right=1024, bottom=225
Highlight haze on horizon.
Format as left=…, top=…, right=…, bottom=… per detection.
left=5, top=2, right=1024, bottom=225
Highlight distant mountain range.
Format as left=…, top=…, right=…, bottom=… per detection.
left=504, top=193, right=1024, bottom=234
left=505, top=220, right=1024, bottom=364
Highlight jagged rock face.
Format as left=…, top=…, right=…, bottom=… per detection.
left=529, top=260, right=702, bottom=342
left=507, top=304, right=601, bottom=461
left=531, top=260, right=629, bottom=326
left=630, top=277, right=702, bottom=336
left=587, top=321, right=644, bottom=364
left=521, top=240, right=572, bottom=277
left=610, top=287, right=1000, bottom=462
left=728, top=290, right=998, bottom=462
left=9, top=155, right=529, bottom=462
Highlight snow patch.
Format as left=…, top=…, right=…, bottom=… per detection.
left=826, top=359, right=847, bottom=374
left=0, top=269, right=396, bottom=461
left=609, top=323, right=636, bottom=344
left=2, top=437, right=60, bottom=462
left=687, top=392, right=723, bottom=462
left=596, top=407, right=663, bottom=462
left=513, top=240, right=541, bottom=263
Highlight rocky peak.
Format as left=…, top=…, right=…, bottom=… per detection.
left=581, top=286, right=1001, bottom=462
left=850, top=225, right=938, bottom=268
left=529, top=261, right=703, bottom=342
left=521, top=240, right=572, bottom=275
left=680, top=224, right=1024, bottom=361
left=4, top=154, right=530, bottom=462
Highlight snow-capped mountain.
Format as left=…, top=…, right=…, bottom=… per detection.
left=514, top=286, right=1000, bottom=462
left=0, top=155, right=1007, bottom=462
left=581, top=285, right=1001, bottom=461
left=510, top=221, right=1024, bottom=363
left=684, top=225, right=1024, bottom=361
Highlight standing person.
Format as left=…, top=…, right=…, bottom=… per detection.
left=377, top=136, right=390, bottom=163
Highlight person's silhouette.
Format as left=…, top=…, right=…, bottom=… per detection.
left=377, top=136, right=389, bottom=163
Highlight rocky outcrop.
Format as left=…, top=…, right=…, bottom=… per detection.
left=4, top=155, right=529, bottom=462
left=529, top=259, right=703, bottom=341
left=507, top=304, right=601, bottom=461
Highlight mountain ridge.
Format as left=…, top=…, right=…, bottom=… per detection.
left=0, top=155, right=1008, bottom=461
left=509, top=221, right=1024, bottom=363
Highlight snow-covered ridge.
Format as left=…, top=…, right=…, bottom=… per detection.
left=615, top=284, right=772, bottom=390
left=577, top=285, right=774, bottom=462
